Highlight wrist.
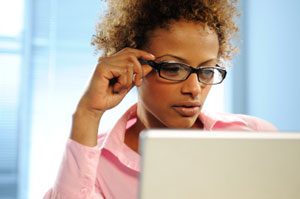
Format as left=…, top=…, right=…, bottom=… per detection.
left=74, top=105, right=104, bottom=121
left=75, top=97, right=105, bottom=120
left=70, top=103, right=104, bottom=147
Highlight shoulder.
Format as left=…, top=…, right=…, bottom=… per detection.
left=213, top=112, right=278, bottom=131
left=201, top=111, right=278, bottom=131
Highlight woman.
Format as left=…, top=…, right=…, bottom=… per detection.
left=44, top=0, right=277, bottom=198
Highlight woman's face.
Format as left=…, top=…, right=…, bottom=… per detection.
left=138, top=20, right=219, bottom=128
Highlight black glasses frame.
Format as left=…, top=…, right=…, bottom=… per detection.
left=138, top=58, right=227, bottom=85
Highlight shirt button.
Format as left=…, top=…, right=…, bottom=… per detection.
left=80, top=187, right=88, bottom=194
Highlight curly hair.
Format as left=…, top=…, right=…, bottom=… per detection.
left=92, top=0, right=240, bottom=61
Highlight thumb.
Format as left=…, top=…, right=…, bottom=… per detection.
left=142, top=64, right=153, bottom=78
left=130, top=64, right=153, bottom=89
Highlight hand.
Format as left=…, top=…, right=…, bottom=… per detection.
left=78, top=48, right=155, bottom=116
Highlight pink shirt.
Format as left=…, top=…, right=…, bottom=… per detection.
left=44, top=104, right=277, bottom=199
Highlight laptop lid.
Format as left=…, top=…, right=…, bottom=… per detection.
left=139, top=130, right=300, bottom=199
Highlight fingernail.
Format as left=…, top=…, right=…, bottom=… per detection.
left=139, top=78, right=143, bottom=85
left=150, top=54, right=155, bottom=59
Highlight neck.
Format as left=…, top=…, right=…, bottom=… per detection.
left=124, top=102, right=166, bottom=154
left=124, top=103, right=203, bottom=154
left=124, top=116, right=146, bottom=154
left=136, top=101, right=167, bottom=129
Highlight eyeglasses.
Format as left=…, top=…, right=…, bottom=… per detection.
left=139, top=58, right=227, bottom=85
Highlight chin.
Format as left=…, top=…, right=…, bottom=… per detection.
left=164, top=117, right=197, bottom=129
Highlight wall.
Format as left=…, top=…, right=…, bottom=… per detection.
left=230, top=0, right=300, bottom=131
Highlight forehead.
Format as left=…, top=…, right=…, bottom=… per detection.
left=144, top=20, right=219, bottom=63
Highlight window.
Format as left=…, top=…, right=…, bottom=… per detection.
left=0, top=1, right=24, bottom=199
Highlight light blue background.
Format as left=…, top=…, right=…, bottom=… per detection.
left=0, top=0, right=300, bottom=198
left=228, top=0, right=300, bottom=131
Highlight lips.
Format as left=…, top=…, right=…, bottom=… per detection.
left=171, top=101, right=201, bottom=117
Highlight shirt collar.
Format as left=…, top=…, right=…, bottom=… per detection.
left=101, top=104, right=140, bottom=171
left=199, top=110, right=248, bottom=130
left=101, top=104, right=248, bottom=172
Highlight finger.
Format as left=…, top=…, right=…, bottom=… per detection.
left=126, top=63, right=153, bottom=90
left=123, top=51, right=155, bottom=86
left=99, top=60, right=131, bottom=82
left=98, top=48, right=156, bottom=89
left=110, top=52, right=151, bottom=87
left=125, top=55, right=144, bottom=86
left=112, top=74, right=126, bottom=94
left=125, top=62, right=134, bottom=88
left=113, top=62, right=133, bottom=93
left=130, top=64, right=153, bottom=87
left=99, top=51, right=153, bottom=86
left=115, top=47, right=155, bottom=61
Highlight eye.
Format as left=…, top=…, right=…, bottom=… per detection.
left=199, top=68, right=214, bottom=79
left=160, top=63, right=185, bottom=76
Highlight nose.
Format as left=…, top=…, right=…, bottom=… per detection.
left=181, top=73, right=201, bottom=97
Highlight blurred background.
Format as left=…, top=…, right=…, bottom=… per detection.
left=0, top=0, right=299, bottom=198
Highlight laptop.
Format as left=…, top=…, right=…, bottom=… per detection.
left=138, top=130, right=300, bottom=199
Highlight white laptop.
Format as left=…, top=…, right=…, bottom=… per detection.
left=138, top=130, right=300, bottom=199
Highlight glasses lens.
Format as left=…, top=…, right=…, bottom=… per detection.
left=159, top=63, right=189, bottom=80
left=198, top=67, right=225, bottom=84
left=157, top=61, right=226, bottom=84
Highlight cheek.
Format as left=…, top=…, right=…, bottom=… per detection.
left=139, top=71, right=213, bottom=106
left=201, top=85, right=212, bottom=102
left=138, top=75, right=174, bottom=103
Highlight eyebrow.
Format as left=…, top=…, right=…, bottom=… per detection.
left=156, top=54, right=218, bottom=66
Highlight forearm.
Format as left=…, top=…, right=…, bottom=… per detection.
left=70, top=104, right=104, bottom=147
left=44, top=139, right=103, bottom=199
